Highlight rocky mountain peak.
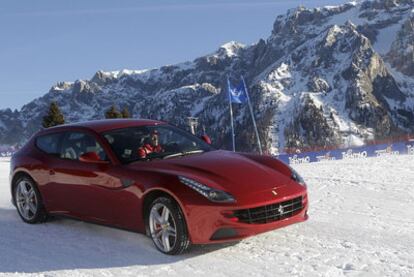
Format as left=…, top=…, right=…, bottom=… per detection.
left=217, top=41, right=245, bottom=58
left=91, top=70, right=117, bottom=86
left=49, top=81, right=73, bottom=93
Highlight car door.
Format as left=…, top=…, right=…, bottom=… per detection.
left=34, top=131, right=65, bottom=206
left=49, top=130, right=123, bottom=223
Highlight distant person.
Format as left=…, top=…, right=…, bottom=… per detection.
left=138, top=130, right=163, bottom=158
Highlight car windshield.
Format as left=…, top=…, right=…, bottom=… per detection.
left=102, top=125, right=214, bottom=164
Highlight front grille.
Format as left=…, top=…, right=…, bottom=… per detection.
left=233, top=196, right=303, bottom=224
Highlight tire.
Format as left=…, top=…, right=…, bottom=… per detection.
left=147, top=196, right=190, bottom=255
left=13, top=176, right=48, bottom=224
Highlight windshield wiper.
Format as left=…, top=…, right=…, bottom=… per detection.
left=162, top=150, right=205, bottom=160
left=128, top=155, right=163, bottom=164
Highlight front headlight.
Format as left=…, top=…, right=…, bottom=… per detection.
left=178, top=176, right=236, bottom=203
left=289, top=167, right=306, bottom=188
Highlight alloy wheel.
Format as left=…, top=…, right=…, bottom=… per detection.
left=149, top=203, right=177, bottom=253
left=15, top=180, right=38, bottom=221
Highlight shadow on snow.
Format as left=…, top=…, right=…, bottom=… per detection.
left=0, top=207, right=237, bottom=273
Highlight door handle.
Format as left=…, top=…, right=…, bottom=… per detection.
left=49, top=169, right=56, bottom=175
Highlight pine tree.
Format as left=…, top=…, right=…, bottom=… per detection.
left=42, top=102, right=65, bottom=128
left=105, top=105, right=122, bottom=119
left=121, top=107, right=131, bottom=118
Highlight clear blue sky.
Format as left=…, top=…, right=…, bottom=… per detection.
left=0, top=0, right=346, bottom=110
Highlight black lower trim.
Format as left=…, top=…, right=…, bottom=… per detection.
left=210, top=228, right=238, bottom=240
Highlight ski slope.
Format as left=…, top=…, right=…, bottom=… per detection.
left=0, top=155, right=413, bottom=276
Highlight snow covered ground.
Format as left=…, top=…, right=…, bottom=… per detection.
left=0, top=155, right=413, bottom=276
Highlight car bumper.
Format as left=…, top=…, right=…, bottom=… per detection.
left=184, top=191, right=309, bottom=244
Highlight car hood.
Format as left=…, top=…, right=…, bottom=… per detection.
left=127, top=150, right=293, bottom=193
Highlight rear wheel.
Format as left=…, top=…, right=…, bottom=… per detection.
left=14, top=176, right=47, bottom=224
left=148, top=197, right=190, bottom=255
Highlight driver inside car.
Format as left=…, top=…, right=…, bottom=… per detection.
left=137, top=130, right=164, bottom=158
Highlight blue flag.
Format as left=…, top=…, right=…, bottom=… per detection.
left=228, top=79, right=247, bottom=104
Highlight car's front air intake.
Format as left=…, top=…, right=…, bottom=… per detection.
left=234, top=196, right=303, bottom=224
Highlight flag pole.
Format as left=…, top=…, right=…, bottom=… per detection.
left=227, top=77, right=236, bottom=152
left=242, top=76, right=263, bottom=155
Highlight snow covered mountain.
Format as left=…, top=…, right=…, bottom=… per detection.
left=0, top=0, right=413, bottom=154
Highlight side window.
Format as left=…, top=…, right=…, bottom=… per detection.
left=60, top=132, right=107, bottom=161
left=36, top=133, right=62, bottom=156
left=104, top=127, right=147, bottom=162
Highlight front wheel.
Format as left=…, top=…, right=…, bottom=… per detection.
left=148, top=197, right=190, bottom=255
left=14, top=176, right=47, bottom=224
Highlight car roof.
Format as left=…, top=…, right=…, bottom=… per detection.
left=40, top=119, right=166, bottom=134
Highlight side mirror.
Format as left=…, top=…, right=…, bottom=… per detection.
left=201, top=134, right=212, bottom=145
left=79, top=152, right=109, bottom=164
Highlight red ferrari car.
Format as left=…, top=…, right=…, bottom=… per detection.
left=10, top=119, right=308, bottom=254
